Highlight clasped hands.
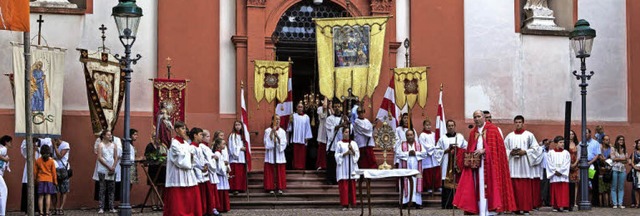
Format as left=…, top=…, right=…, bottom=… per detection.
left=510, top=149, right=527, bottom=156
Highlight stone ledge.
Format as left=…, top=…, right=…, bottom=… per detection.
left=521, top=27, right=571, bottom=37
left=30, top=6, right=86, bottom=15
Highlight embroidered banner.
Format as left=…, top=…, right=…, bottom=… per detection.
left=393, top=67, right=428, bottom=109
left=152, top=78, right=187, bottom=146
left=78, top=49, right=125, bottom=135
left=12, top=42, right=66, bottom=137
left=315, top=16, right=389, bottom=101
left=253, top=60, right=290, bottom=103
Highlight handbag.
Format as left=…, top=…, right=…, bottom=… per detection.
left=463, top=152, right=481, bottom=169
left=56, top=161, right=72, bottom=180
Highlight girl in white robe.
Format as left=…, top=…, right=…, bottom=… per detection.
left=214, top=138, right=231, bottom=212
left=335, top=127, right=359, bottom=210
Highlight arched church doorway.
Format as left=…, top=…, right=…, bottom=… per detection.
left=273, top=0, right=350, bottom=169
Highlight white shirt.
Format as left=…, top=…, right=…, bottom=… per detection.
left=546, top=149, right=570, bottom=183
left=264, top=127, right=287, bottom=164
left=165, top=138, right=199, bottom=187
left=436, top=133, right=468, bottom=180
left=92, top=137, right=123, bottom=182
left=53, top=141, right=70, bottom=169
left=504, top=130, right=540, bottom=178
left=0, top=145, right=8, bottom=176
left=335, top=140, right=359, bottom=181
left=288, top=113, right=313, bottom=145
left=353, top=118, right=374, bottom=148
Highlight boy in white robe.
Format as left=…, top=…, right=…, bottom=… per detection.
left=503, top=115, right=540, bottom=214
left=547, top=136, right=571, bottom=212
left=288, top=101, right=313, bottom=170
left=163, top=122, right=202, bottom=215
left=419, top=118, right=440, bottom=193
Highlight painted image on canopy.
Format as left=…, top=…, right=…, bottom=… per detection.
left=333, top=25, right=370, bottom=67
left=92, top=71, right=115, bottom=110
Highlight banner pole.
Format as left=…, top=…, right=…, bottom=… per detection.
left=24, top=31, right=35, bottom=216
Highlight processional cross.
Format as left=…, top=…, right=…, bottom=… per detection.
left=99, top=24, right=107, bottom=51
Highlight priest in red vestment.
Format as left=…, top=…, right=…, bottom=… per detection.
left=453, top=110, right=516, bottom=215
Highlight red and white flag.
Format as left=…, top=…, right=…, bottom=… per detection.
left=240, top=86, right=252, bottom=170
left=376, top=75, right=406, bottom=130
left=275, top=67, right=293, bottom=128
left=435, top=88, right=446, bottom=143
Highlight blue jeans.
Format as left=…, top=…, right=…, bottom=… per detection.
left=611, top=170, right=626, bottom=206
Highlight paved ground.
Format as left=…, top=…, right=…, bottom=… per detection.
left=7, top=207, right=639, bottom=215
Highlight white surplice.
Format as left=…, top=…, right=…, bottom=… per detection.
left=264, top=127, right=287, bottom=164
left=504, top=130, right=540, bottom=179
left=316, top=106, right=329, bottom=143
left=395, top=141, right=426, bottom=205
left=228, top=133, right=247, bottom=164
left=165, top=138, right=198, bottom=188
left=353, top=118, right=374, bottom=148
left=202, top=145, right=220, bottom=185
left=288, top=114, right=313, bottom=145
left=335, top=140, right=360, bottom=181
left=193, top=143, right=209, bottom=183
left=435, top=133, right=468, bottom=180
left=325, top=115, right=344, bottom=152
left=418, top=132, right=438, bottom=169
left=215, top=149, right=230, bottom=190
left=546, top=149, right=570, bottom=183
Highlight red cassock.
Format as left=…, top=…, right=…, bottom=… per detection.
left=293, top=144, right=307, bottom=170
left=512, top=178, right=533, bottom=211
left=316, top=142, right=327, bottom=169
left=338, top=180, right=357, bottom=207
left=453, top=122, right=517, bottom=214
left=423, top=166, right=442, bottom=190
left=163, top=186, right=202, bottom=216
left=550, top=182, right=569, bottom=209
left=264, top=163, right=287, bottom=191
left=229, top=163, right=247, bottom=191
left=198, top=182, right=218, bottom=215
left=358, top=146, right=378, bottom=169
left=531, top=178, right=542, bottom=208
left=217, top=190, right=230, bottom=212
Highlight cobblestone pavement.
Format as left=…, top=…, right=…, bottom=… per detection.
left=7, top=207, right=640, bottom=215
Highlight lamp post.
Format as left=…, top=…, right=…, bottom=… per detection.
left=112, top=1, right=142, bottom=215
left=570, top=19, right=596, bottom=211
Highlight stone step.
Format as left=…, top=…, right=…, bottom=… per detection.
left=229, top=199, right=442, bottom=209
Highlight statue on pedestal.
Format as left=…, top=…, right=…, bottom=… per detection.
left=31, top=0, right=78, bottom=9
left=523, top=0, right=564, bottom=31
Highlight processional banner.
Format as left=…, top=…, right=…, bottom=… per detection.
left=78, top=49, right=125, bottom=135
left=315, top=16, right=389, bottom=101
left=12, top=42, right=66, bottom=137
left=253, top=60, right=290, bottom=103
left=393, top=67, right=428, bottom=109
left=152, top=78, right=187, bottom=126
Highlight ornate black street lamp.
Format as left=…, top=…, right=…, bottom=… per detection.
left=112, top=0, right=142, bottom=215
left=570, top=19, right=596, bottom=211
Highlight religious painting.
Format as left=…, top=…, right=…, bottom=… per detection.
left=92, top=70, right=115, bottom=110
left=333, top=25, right=370, bottom=68
left=30, top=60, right=50, bottom=112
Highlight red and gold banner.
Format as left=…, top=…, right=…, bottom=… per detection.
left=153, top=78, right=187, bottom=126
left=153, top=78, right=187, bottom=147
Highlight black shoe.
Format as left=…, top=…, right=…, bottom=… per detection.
left=416, top=205, right=423, bottom=209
